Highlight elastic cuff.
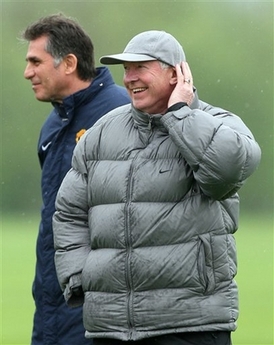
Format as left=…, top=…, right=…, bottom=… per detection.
left=166, top=102, right=188, bottom=113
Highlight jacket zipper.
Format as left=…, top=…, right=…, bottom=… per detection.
left=148, top=115, right=153, bottom=131
left=124, top=157, right=136, bottom=338
left=124, top=117, right=154, bottom=339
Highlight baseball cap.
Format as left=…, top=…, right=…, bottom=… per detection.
left=100, top=30, right=186, bottom=67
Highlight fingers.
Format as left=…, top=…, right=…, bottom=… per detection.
left=175, top=63, right=183, bottom=79
left=180, top=61, right=193, bottom=85
left=171, top=61, right=194, bottom=106
left=168, top=62, right=194, bottom=108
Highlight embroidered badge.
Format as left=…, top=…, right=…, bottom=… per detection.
left=76, top=129, right=86, bottom=143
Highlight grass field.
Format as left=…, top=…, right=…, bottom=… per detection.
left=1, top=213, right=273, bottom=345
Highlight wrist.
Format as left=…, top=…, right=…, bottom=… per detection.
left=166, top=102, right=188, bottom=113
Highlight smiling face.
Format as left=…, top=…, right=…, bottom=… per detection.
left=123, top=61, right=176, bottom=114
left=24, top=35, right=68, bottom=103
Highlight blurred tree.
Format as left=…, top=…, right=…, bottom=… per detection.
left=1, top=1, right=273, bottom=215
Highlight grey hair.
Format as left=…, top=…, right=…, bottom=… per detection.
left=159, top=61, right=172, bottom=69
left=53, top=57, right=63, bottom=67
left=21, top=13, right=97, bottom=80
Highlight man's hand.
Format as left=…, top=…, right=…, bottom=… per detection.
left=168, top=61, right=194, bottom=108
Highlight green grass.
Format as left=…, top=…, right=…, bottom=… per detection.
left=1, top=213, right=273, bottom=345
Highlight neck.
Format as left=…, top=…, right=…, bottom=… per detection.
left=70, top=79, right=92, bottom=94
left=55, top=78, right=92, bottom=103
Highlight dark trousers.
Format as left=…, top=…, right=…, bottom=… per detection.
left=93, top=331, right=231, bottom=345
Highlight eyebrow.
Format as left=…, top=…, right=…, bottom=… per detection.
left=25, top=56, right=41, bottom=62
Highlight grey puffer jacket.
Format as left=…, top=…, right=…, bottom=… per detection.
left=53, top=93, right=261, bottom=341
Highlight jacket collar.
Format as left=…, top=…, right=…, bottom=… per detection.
left=52, top=67, right=115, bottom=120
left=131, top=106, right=164, bottom=130
left=131, top=88, right=200, bottom=130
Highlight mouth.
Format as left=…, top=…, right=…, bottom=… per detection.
left=32, top=83, right=41, bottom=90
left=132, top=87, right=148, bottom=94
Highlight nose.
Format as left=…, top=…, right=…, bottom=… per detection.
left=123, top=69, right=139, bottom=84
left=24, top=63, right=35, bottom=80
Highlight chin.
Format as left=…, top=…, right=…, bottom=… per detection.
left=36, top=95, right=50, bottom=102
left=132, top=101, right=146, bottom=112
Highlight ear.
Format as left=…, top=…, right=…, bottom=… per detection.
left=63, top=54, right=77, bottom=75
left=169, top=68, right=177, bottom=85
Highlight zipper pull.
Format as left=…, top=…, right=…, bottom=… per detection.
left=148, top=116, right=153, bottom=130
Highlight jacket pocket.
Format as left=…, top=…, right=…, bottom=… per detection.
left=197, top=234, right=215, bottom=294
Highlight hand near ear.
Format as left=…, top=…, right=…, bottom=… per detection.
left=168, top=61, right=194, bottom=108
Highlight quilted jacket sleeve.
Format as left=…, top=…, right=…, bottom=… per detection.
left=161, top=101, right=261, bottom=200
left=53, top=134, right=90, bottom=307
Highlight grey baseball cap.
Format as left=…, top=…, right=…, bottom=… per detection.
left=100, top=30, right=186, bottom=67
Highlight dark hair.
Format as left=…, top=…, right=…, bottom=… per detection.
left=22, top=13, right=96, bottom=80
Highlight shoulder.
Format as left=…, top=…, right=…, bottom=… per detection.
left=95, top=66, right=130, bottom=102
left=73, top=104, right=132, bottom=164
left=91, top=104, right=132, bottom=128
left=78, top=104, right=131, bottom=140
left=101, top=82, right=130, bottom=103
left=85, top=104, right=131, bottom=140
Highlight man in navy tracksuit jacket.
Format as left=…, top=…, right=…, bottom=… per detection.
left=22, top=14, right=130, bottom=345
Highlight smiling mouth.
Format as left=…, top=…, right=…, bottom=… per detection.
left=132, top=87, right=147, bottom=94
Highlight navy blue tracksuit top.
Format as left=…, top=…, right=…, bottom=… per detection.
left=31, top=67, right=130, bottom=345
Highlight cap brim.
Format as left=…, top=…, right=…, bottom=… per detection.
left=100, top=53, right=157, bottom=65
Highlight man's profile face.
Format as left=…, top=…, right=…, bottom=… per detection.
left=123, top=60, right=175, bottom=115
left=24, top=35, right=67, bottom=103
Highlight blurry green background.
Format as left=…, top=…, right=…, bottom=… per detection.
left=0, top=1, right=273, bottom=344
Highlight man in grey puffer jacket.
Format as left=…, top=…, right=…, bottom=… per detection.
left=53, top=31, right=261, bottom=345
